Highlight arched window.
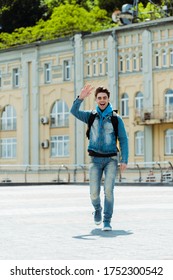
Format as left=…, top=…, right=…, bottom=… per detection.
left=135, top=131, right=144, bottom=156
left=165, top=129, right=173, bottom=155
left=0, top=105, right=16, bottom=130
left=121, top=93, right=129, bottom=117
left=50, top=100, right=69, bottom=127
left=165, top=89, right=173, bottom=119
left=135, top=92, right=143, bottom=111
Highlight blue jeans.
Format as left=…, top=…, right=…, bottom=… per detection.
left=89, top=156, right=118, bottom=222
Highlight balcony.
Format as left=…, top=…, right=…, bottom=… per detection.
left=134, top=106, right=173, bottom=125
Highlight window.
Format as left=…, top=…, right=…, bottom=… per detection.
left=99, top=59, right=103, bottom=75
left=13, top=68, right=19, bottom=87
left=139, top=53, right=143, bottom=70
left=92, top=60, right=96, bottom=76
left=135, top=92, right=143, bottom=111
left=86, top=61, right=90, bottom=76
left=170, top=49, right=173, bottom=66
left=165, top=129, right=173, bottom=155
left=133, top=55, right=137, bottom=71
left=0, top=138, right=17, bottom=158
left=1, top=105, right=16, bottom=130
left=63, top=60, right=71, bottom=81
left=135, top=131, right=144, bottom=156
left=125, top=55, right=130, bottom=72
left=51, top=135, right=69, bottom=157
left=121, top=93, right=129, bottom=117
left=119, top=56, right=123, bottom=72
left=50, top=100, right=69, bottom=127
left=165, top=89, right=173, bottom=119
left=155, top=51, right=159, bottom=68
left=162, top=50, right=167, bottom=67
left=44, top=63, right=51, bottom=83
left=105, top=58, right=108, bottom=75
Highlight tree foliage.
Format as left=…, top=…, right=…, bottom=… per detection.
left=0, top=2, right=115, bottom=49
left=0, top=0, right=172, bottom=49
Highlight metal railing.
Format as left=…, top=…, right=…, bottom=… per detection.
left=134, top=106, right=173, bottom=122
left=0, top=161, right=172, bottom=185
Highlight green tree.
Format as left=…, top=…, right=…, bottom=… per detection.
left=0, top=2, right=115, bottom=48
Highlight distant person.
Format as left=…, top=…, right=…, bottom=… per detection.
left=70, top=85, right=128, bottom=231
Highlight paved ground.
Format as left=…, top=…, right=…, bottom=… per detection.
left=0, top=184, right=173, bottom=260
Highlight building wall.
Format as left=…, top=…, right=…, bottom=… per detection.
left=0, top=18, right=173, bottom=166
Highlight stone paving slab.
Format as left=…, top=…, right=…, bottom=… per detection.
left=0, top=184, right=173, bottom=260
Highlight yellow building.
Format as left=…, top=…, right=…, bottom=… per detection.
left=0, top=17, right=173, bottom=167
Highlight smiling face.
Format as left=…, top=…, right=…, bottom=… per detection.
left=95, top=92, right=110, bottom=111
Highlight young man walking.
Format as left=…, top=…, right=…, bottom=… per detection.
left=70, top=85, right=128, bottom=231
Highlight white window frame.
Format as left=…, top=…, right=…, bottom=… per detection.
left=99, top=59, right=103, bottom=75
left=13, top=68, right=19, bottom=88
left=86, top=61, right=90, bottom=76
left=165, top=89, right=173, bottom=119
left=133, top=55, right=137, bottom=71
left=63, top=60, right=71, bottom=81
left=170, top=49, right=173, bottom=66
left=121, top=93, right=129, bottom=117
left=139, top=53, right=143, bottom=70
left=50, top=135, right=69, bottom=157
left=135, top=92, right=143, bottom=111
left=126, top=56, right=130, bottom=72
left=135, top=131, right=144, bottom=156
left=119, top=56, right=123, bottom=72
left=162, top=50, right=167, bottom=67
left=50, top=100, right=69, bottom=127
left=0, top=138, right=17, bottom=158
left=165, top=129, right=173, bottom=155
left=92, top=60, right=96, bottom=76
left=44, top=63, right=51, bottom=83
left=105, top=58, right=108, bottom=75
left=155, top=51, right=159, bottom=68
left=1, top=105, right=16, bottom=131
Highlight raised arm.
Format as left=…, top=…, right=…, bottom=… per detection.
left=70, top=84, right=94, bottom=124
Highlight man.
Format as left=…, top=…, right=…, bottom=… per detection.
left=70, top=84, right=128, bottom=231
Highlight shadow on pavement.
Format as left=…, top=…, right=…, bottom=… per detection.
left=73, top=228, right=133, bottom=240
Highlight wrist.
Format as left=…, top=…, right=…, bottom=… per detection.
left=78, top=95, right=84, bottom=100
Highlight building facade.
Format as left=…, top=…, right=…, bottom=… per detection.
left=0, top=17, right=173, bottom=166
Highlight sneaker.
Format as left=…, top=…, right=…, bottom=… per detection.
left=93, top=207, right=102, bottom=225
left=102, top=221, right=112, bottom=231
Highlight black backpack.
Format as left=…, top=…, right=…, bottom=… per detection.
left=86, top=110, right=119, bottom=143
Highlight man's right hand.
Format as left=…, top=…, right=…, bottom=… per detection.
left=79, top=84, right=94, bottom=100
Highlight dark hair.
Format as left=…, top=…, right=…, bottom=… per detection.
left=95, top=86, right=110, bottom=98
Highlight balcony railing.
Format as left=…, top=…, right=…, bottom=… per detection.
left=134, top=106, right=173, bottom=124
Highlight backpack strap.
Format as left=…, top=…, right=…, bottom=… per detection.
left=111, top=111, right=118, bottom=140
left=86, top=110, right=97, bottom=139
